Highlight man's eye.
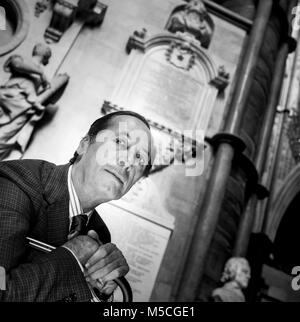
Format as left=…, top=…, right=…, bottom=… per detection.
left=136, top=152, right=145, bottom=165
left=115, top=137, right=127, bottom=148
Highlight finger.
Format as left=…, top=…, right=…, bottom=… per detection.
left=98, top=280, right=118, bottom=295
left=85, top=278, right=117, bottom=296
left=87, top=230, right=102, bottom=245
left=99, top=264, right=130, bottom=285
left=85, top=243, right=116, bottom=269
left=88, top=256, right=127, bottom=279
left=86, top=248, right=121, bottom=275
left=88, top=258, right=129, bottom=283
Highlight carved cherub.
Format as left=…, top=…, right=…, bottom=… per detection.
left=212, top=257, right=251, bottom=302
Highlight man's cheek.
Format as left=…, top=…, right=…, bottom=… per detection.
left=96, top=145, right=117, bottom=166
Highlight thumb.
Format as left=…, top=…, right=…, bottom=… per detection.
left=87, top=230, right=102, bottom=245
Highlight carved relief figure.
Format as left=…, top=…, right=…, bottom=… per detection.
left=212, top=257, right=251, bottom=302
left=168, top=0, right=213, bottom=48
left=0, top=43, right=69, bottom=160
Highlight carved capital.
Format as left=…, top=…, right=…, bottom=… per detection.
left=126, top=28, right=148, bottom=54
left=78, top=1, right=107, bottom=27
left=35, top=0, right=51, bottom=17
left=44, top=0, right=107, bottom=43
left=44, top=0, right=77, bottom=43
left=210, top=65, right=230, bottom=91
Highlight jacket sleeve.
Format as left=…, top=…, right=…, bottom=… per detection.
left=0, top=176, right=91, bottom=302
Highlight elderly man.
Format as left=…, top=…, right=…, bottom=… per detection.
left=0, top=110, right=154, bottom=302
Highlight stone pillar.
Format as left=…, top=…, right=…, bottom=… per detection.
left=175, top=0, right=274, bottom=301
left=234, top=32, right=297, bottom=257
left=198, top=0, right=293, bottom=300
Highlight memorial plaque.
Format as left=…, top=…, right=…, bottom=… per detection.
left=127, top=55, right=205, bottom=131
left=98, top=201, right=173, bottom=302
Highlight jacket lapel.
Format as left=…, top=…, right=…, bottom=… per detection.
left=42, top=164, right=111, bottom=246
left=43, top=164, right=70, bottom=246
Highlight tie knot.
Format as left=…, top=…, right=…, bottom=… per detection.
left=75, top=214, right=88, bottom=226
left=68, top=214, right=88, bottom=239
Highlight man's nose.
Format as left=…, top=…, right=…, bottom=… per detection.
left=118, top=152, right=136, bottom=172
left=119, top=160, right=126, bottom=167
left=118, top=159, right=133, bottom=176
left=118, top=160, right=130, bottom=168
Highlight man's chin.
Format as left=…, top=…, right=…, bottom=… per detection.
left=106, top=184, right=124, bottom=201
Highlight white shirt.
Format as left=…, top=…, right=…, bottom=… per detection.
left=63, top=165, right=92, bottom=268
left=67, top=165, right=93, bottom=228
left=64, top=165, right=100, bottom=301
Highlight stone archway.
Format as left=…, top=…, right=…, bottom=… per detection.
left=0, top=0, right=30, bottom=56
left=266, top=163, right=300, bottom=241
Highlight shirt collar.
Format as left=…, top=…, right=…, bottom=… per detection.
left=67, top=165, right=93, bottom=218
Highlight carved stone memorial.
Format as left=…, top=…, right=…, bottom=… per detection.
left=101, top=0, right=234, bottom=301
left=0, top=43, right=69, bottom=160
left=212, top=257, right=251, bottom=302
left=166, top=0, right=214, bottom=49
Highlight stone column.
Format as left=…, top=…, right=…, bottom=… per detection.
left=175, top=0, right=274, bottom=301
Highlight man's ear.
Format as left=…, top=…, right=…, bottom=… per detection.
left=76, top=136, right=90, bottom=156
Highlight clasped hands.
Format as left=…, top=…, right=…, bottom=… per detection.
left=63, top=230, right=129, bottom=297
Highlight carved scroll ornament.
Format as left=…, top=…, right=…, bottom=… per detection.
left=44, top=0, right=107, bottom=43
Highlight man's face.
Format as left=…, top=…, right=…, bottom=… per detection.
left=77, top=115, right=152, bottom=206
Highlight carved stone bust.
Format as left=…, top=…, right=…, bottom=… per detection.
left=212, top=257, right=251, bottom=302
left=167, top=0, right=213, bottom=48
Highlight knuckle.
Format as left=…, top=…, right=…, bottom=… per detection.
left=102, top=248, right=108, bottom=257
left=90, top=271, right=101, bottom=280
left=109, top=243, right=117, bottom=251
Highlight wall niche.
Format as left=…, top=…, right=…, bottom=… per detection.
left=0, top=0, right=30, bottom=56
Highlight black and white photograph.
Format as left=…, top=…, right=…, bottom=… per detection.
left=0, top=0, right=299, bottom=312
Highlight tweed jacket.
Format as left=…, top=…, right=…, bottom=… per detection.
left=0, top=159, right=111, bottom=302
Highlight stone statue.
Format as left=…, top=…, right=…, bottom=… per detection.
left=212, top=257, right=251, bottom=302
left=0, top=43, right=69, bottom=161
left=168, top=0, right=213, bottom=48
